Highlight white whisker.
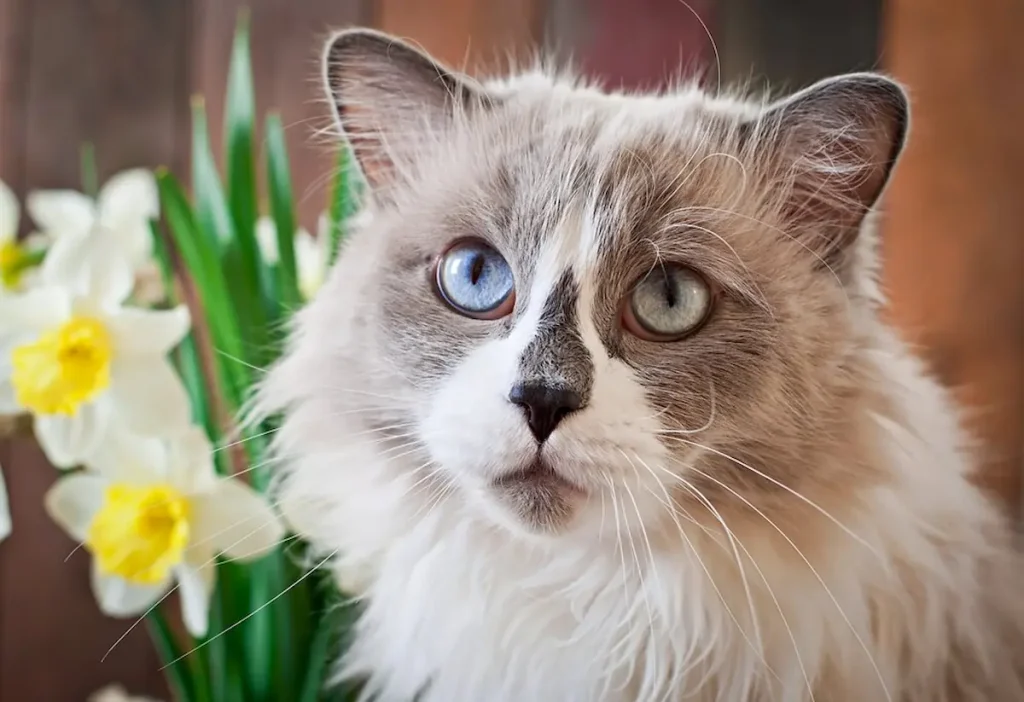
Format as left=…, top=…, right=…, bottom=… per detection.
left=161, top=551, right=337, bottom=670
left=673, top=455, right=889, bottom=702
left=662, top=435, right=882, bottom=562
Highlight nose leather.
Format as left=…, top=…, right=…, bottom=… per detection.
left=508, top=383, right=583, bottom=442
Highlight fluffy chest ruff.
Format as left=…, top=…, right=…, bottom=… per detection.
left=341, top=490, right=877, bottom=702
left=270, top=399, right=1022, bottom=702
left=262, top=28, right=1024, bottom=702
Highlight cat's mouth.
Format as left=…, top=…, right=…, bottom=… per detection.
left=488, top=457, right=586, bottom=533
left=492, top=457, right=583, bottom=493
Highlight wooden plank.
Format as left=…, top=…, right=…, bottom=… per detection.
left=881, top=0, right=1024, bottom=509
left=0, top=0, right=190, bottom=698
left=0, top=0, right=31, bottom=694
left=717, top=0, right=883, bottom=90
left=546, top=0, right=714, bottom=90
left=0, top=0, right=30, bottom=217
left=193, top=0, right=371, bottom=237
left=375, top=0, right=542, bottom=73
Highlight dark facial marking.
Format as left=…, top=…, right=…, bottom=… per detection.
left=515, top=271, right=594, bottom=405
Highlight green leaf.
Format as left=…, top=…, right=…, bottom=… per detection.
left=204, top=568, right=232, bottom=702
left=299, top=595, right=362, bottom=702
left=225, top=9, right=257, bottom=238
left=244, top=555, right=280, bottom=701
left=286, top=548, right=314, bottom=697
left=265, top=113, right=301, bottom=311
left=314, top=598, right=364, bottom=702
left=298, top=609, right=334, bottom=702
left=176, top=332, right=216, bottom=441
left=8, top=247, right=46, bottom=280
left=147, top=220, right=174, bottom=301
left=191, top=98, right=236, bottom=252
left=216, top=559, right=251, bottom=702
left=191, top=97, right=270, bottom=365
left=327, top=149, right=360, bottom=267
left=156, top=169, right=250, bottom=409
left=147, top=609, right=196, bottom=702
left=223, top=10, right=266, bottom=346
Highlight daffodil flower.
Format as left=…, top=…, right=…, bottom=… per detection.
left=45, top=426, right=284, bottom=637
left=89, top=684, right=162, bottom=702
left=26, top=169, right=158, bottom=270
left=256, top=214, right=329, bottom=300
left=0, top=230, right=190, bottom=467
left=0, top=179, right=48, bottom=294
left=0, top=461, right=10, bottom=542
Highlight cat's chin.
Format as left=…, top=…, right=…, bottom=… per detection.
left=480, top=457, right=588, bottom=537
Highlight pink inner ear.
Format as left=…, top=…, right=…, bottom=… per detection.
left=324, top=30, right=494, bottom=196
left=755, top=76, right=908, bottom=259
left=339, top=111, right=394, bottom=191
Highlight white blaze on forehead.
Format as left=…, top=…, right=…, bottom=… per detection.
left=576, top=203, right=606, bottom=271
left=509, top=203, right=586, bottom=348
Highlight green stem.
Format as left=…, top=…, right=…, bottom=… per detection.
left=327, top=149, right=353, bottom=267
left=147, top=609, right=196, bottom=702
left=80, top=142, right=98, bottom=198
left=10, top=247, right=46, bottom=275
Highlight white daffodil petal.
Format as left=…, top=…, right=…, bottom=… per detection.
left=90, top=249, right=136, bottom=309
left=175, top=560, right=214, bottom=638
left=0, top=337, right=22, bottom=413
left=98, top=169, right=159, bottom=231
left=117, top=222, right=154, bottom=269
left=34, top=400, right=111, bottom=468
left=107, top=306, right=190, bottom=357
left=41, top=229, right=134, bottom=307
left=26, top=190, right=95, bottom=237
left=44, top=472, right=106, bottom=541
left=86, top=424, right=167, bottom=484
left=295, top=229, right=325, bottom=299
left=192, top=480, right=284, bottom=561
left=0, top=180, right=18, bottom=242
left=316, top=212, right=330, bottom=240
left=167, top=426, right=216, bottom=494
left=91, top=565, right=168, bottom=618
left=255, top=216, right=280, bottom=264
left=0, top=286, right=71, bottom=334
left=295, top=228, right=316, bottom=261
left=0, top=463, right=10, bottom=542
left=89, top=684, right=162, bottom=702
left=0, top=378, right=19, bottom=414
left=111, top=357, right=190, bottom=436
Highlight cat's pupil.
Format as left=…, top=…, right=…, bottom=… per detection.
left=661, top=273, right=677, bottom=308
left=470, top=254, right=485, bottom=285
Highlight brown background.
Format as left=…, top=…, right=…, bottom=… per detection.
left=0, top=0, right=1020, bottom=699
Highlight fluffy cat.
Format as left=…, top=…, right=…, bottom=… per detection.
left=258, top=29, right=1024, bottom=702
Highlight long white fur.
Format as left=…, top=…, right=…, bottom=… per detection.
left=257, top=67, right=1023, bottom=702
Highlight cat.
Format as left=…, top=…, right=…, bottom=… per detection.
left=257, top=28, right=1024, bottom=702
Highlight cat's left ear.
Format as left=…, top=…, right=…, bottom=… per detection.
left=748, top=73, right=909, bottom=261
left=323, top=29, right=493, bottom=195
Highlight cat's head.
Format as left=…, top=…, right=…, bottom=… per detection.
left=267, top=30, right=908, bottom=541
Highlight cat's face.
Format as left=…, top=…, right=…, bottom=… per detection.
left=289, top=31, right=907, bottom=539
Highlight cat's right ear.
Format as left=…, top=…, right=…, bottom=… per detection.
left=323, top=29, right=492, bottom=194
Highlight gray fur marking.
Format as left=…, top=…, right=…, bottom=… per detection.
left=515, top=271, right=594, bottom=403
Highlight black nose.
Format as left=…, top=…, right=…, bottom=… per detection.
left=508, top=383, right=583, bottom=443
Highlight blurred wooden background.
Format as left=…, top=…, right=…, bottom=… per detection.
left=0, top=0, right=1020, bottom=699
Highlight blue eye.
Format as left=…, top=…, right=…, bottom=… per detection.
left=435, top=239, right=515, bottom=318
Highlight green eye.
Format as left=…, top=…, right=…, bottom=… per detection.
left=624, top=265, right=712, bottom=341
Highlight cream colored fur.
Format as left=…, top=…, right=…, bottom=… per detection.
left=258, top=31, right=1024, bottom=702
